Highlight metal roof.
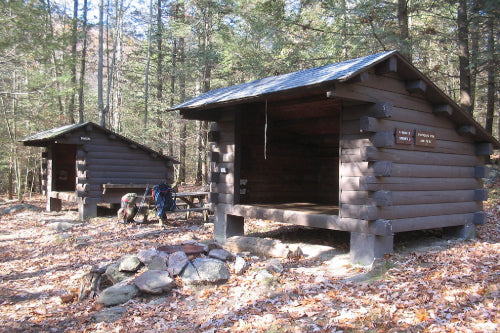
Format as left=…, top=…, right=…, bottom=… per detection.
left=19, top=122, right=89, bottom=143
left=19, top=122, right=178, bottom=162
left=172, top=50, right=397, bottom=110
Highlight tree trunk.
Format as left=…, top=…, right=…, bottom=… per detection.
left=178, top=34, right=187, bottom=183
left=457, top=0, right=472, bottom=115
left=486, top=14, right=495, bottom=135
left=98, top=0, right=105, bottom=127
left=143, top=0, right=153, bottom=136
left=397, top=0, right=410, bottom=62
left=78, top=0, right=88, bottom=123
left=156, top=0, right=164, bottom=133
left=68, top=0, right=78, bottom=124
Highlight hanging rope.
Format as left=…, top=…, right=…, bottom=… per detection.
left=264, top=99, right=268, bottom=160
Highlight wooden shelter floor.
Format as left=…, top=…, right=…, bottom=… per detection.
left=250, top=202, right=339, bottom=215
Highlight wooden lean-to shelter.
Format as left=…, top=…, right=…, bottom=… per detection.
left=171, top=50, right=499, bottom=264
left=20, top=122, right=176, bottom=220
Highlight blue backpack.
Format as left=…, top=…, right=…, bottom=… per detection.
left=152, top=183, right=176, bottom=219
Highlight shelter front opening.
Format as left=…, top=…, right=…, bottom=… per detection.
left=239, top=97, right=341, bottom=216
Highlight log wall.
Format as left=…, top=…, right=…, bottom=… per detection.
left=338, top=66, right=488, bottom=231
left=46, top=126, right=174, bottom=208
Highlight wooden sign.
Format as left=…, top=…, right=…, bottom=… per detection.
left=395, top=128, right=413, bottom=145
left=415, top=130, right=436, bottom=147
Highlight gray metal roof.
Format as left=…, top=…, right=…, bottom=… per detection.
left=19, top=122, right=178, bottom=162
left=172, top=50, right=397, bottom=110
left=19, top=122, right=89, bottom=143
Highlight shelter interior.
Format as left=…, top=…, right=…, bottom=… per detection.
left=239, top=95, right=342, bottom=215
left=51, top=144, right=78, bottom=192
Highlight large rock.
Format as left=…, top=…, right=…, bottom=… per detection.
left=208, top=248, right=233, bottom=261
left=0, top=204, right=40, bottom=216
left=233, top=256, right=247, bottom=275
left=118, top=255, right=142, bottom=272
left=47, top=221, right=78, bottom=232
left=104, top=262, right=135, bottom=284
left=97, top=281, right=139, bottom=306
left=134, top=270, right=176, bottom=294
left=147, top=255, right=168, bottom=271
left=90, top=306, right=127, bottom=323
left=137, top=249, right=160, bottom=265
left=167, top=251, right=189, bottom=276
left=180, top=258, right=230, bottom=285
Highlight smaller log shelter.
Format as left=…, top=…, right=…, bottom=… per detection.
left=171, top=50, right=500, bottom=264
left=20, top=122, right=176, bottom=220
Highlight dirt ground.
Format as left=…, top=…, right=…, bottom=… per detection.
left=0, top=186, right=498, bottom=332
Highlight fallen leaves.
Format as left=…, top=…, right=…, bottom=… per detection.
left=1, top=191, right=500, bottom=332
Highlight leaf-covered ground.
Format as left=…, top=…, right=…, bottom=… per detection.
left=0, top=183, right=499, bottom=332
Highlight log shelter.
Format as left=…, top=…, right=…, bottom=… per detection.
left=20, top=122, right=177, bottom=220
left=171, top=51, right=500, bottom=264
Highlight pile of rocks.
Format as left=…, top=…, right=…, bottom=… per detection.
left=95, top=241, right=243, bottom=307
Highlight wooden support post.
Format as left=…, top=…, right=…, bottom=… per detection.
left=350, top=232, right=394, bottom=265
left=443, top=223, right=476, bottom=240
left=78, top=200, right=97, bottom=220
left=360, top=116, right=378, bottom=132
left=47, top=196, right=62, bottom=212
left=214, top=211, right=244, bottom=243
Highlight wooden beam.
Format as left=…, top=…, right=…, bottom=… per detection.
left=208, top=131, right=220, bottom=142
left=208, top=151, right=220, bottom=163
left=375, top=56, right=397, bottom=75
left=358, top=146, right=482, bottom=166
left=210, top=172, right=220, bottom=183
left=475, top=142, right=493, bottom=156
left=359, top=176, right=481, bottom=191
left=371, top=161, right=393, bottom=176
left=346, top=72, right=369, bottom=83
left=370, top=131, right=394, bottom=147
left=341, top=204, right=378, bottom=220
left=208, top=192, right=219, bottom=204
left=367, top=102, right=393, bottom=118
left=379, top=202, right=480, bottom=220
left=372, top=190, right=393, bottom=207
left=360, top=116, right=378, bottom=132
left=474, top=189, right=488, bottom=201
left=76, top=150, right=86, bottom=159
left=85, top=124, right=93, bottom=132
left=473, top=211, right=485, bottom=225
left=433, top=104, right=453, bottom=117
left=405, top=79, right=427, bottom=94
left=227, top=204, right=392, bottom=236
left=474, top=166, right=488, bottom=178
left=108, top=134, right=116, bottom=140
left=390, top=213, right=477, bottom=232
left=457, top=125, right=476, bottom=136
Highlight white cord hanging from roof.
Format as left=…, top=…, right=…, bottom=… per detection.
left=264, top=99, right=268, bottom=160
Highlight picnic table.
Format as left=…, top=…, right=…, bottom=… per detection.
left=102, top=184, right=211, bottom=223
left=174, top=191, right=210, bottom=221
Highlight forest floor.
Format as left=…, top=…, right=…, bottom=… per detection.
left=0, top=181, right=499, bottom=332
